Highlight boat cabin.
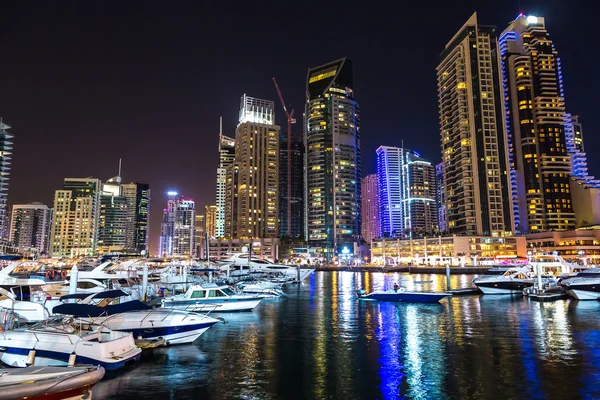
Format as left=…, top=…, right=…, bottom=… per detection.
left=184, top=285, right=235, bottom=299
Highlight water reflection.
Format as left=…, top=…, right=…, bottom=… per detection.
left=94, top=271, right=600, bottom=400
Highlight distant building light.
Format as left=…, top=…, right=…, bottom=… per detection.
left=526, top=15, right=538, bottom=24
left=167, top=191, right=178, bottom=196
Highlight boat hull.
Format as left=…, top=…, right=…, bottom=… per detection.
left=361, top=291, right=450, bottom=303
left=567, top=287, right=600, bottom=300
left=162, top=298, right=262, bottom=312
left=123, top=323, right=215, bottom=345
left=473, top=281, right=533, bottom=294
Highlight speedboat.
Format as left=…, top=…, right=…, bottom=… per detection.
left=0, top=318, right=141, bottom=370
left=53, top=290, right=221, bottom=345
left=161, top=283, right=263, bottom=312
left=0, top=287, right=49, bottom=323
left=357, top=288, right=450, bottom=303
left=472, top=266, right=536, bottom=294
left=235, top=281, right=286, bottom=298
left=560, top=268, right=600, bottom=300
left=0, top=365, right=105, bottom=400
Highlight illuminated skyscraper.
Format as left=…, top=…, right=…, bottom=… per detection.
left=279, top=136, right=304, bottom=238
left=361, top=174, right=379, bottom=243
left=377, top=146, right=437, bottom=238
left=158, top=192, right=179, bottom=256
left=437, top=13, right=513, bottom=236
left=205, top=205, right=217, bottom=238
left=50, top=178, right=102, bottom=257
left=9, top=203, right=50, bottom=254
left=225, top=95, right=280, bottom=239
left=122, top=182, right=150, bottom=253
left=304, top=58, right=361, bottom=257
left=436, top=162, right=447, bottom=233
left=0, top=119, right=13, bottom=240
left=215, top=117, right=235, bottom=238
left=159, top=193, right=195, bottom=257
left=500, top=14, right=576, bottom=232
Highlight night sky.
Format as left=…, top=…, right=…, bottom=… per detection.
left=1, top=0, right=596, bottom=254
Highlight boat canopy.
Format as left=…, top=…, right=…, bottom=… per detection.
left=53, top=300, right=150, bottom=317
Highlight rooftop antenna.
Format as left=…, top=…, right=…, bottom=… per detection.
left=117, top=158, right=122, bottom=184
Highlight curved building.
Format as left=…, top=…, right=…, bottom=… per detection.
left=304, top=58, right=361, bottom=258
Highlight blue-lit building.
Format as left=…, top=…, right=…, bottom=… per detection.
left=0, top=119, right=13, bottom=241
left=304, top=58, right=361, bottom=259
left=377, top=146, right=437, bottom=238
left=435, top=162, right=447, bottom=233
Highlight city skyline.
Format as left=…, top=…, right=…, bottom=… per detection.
left=1, top=2, right=598, bottom=254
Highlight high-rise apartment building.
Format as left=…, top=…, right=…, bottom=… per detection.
left=224, top=95, right=280, bottom=239
left=279, top=136, right=304, bottom=238
left=436, top=162, right=447, bottom=233
left=403, top=152, right=438, bottom=236
left=215, top=117, right=235, bottom=239
left=122, top=182, right=151, bottom=252
left=361, top=174, right=380, bottom=243
left=304, top=58, right=361, bottom=257
left=437, top=13, right=513, bottom=237
left=377, top=146, right=437, bottom=238
left=50, top=178, right=101, bottom=257
left=205, top=205, right=217, bottom=238
left=9, top=203, right=51, bottom=254
left=97, top=176, right=128, bottom=252
left=158, top=193, right=195, bottom=257
left=500, top=14, right=576, bottom=232
left=0, top=119, right=13, bottom=240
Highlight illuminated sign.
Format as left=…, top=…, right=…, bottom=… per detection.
left=526, top=15, right=538, bottom=24
left=309, top=68, right=337, bottom=84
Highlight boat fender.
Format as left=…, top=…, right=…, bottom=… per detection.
left=26, top=350, right=36, bottom=366
left=61, top=269, right=68, bottom=279
left=46, top=270, right=55, bottom=280
left=68, top=353, right=77, bottom=366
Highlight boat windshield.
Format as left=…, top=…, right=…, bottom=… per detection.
left=484, top=269, right=509, bottom=276
left=221, top=288, right=235, bottom=296
left=190, top=290, right=206, bottom=298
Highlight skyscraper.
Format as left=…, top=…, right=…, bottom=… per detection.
left=9, top=203, right=50, bottom=254
left=205, top=205, right=217, bottom=238
left=437, top=13, right=513, bottom=236
left=122, top=182, right=151, bottom=252
left=215, top=117, right=235, bottom=239
left=279, top=136, right=304, bottom=238
left=436, top=162, right=447, bottom=233
left=305, top=58, right=361, bottom=258
left=50, top=178, right=101, bottom=257
left=377, top=146, right=437, bottom=238
left=225, top=94, right=280, bottom=239
left=500, top=14, right=576, bottom=232
left=0, top=119, right=13, bottom=240
left=361, top=174, right=380, bottom=243
left=403, top=152, right=438, bottom=236
left=158, top=193, right=195, bottom=257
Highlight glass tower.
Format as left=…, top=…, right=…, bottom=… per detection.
left=304, top=58, right=361, bottom=258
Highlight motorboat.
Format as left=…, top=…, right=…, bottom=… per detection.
left=0, top=318, right=141, bottom=370
left=161, top=283, right=263, bottom=312
left=560, top=268, right=600, bottom=300
left=0, top=287, right=49, bottom=323
left=53, top=290, right=221, bottom=345
left=220, top=253, right=314, bottom=281
left=235, top=281, right=286, bottom=298
left=356, top=288, right=450, bottom=303
left=472, top=266, right=538, bottom=294
left=0, top=365, right=105, bottom=400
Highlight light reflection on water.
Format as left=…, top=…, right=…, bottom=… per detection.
left=94, top=271, right=600, bottom=399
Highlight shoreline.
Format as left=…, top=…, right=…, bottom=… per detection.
left=313, top=266, right=489, bottom=274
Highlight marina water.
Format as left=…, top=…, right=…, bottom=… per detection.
left=94, top=271, right=600, bottom=399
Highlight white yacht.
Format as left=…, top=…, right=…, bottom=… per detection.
left=222, top=253, right=314, bottom=281
left=560, top=269, right=600, bottom=300
left=472, top=266, right=537, bottom=294
left=0, top=287, right=49, bottom=323
left=161, top=283, right=263, bottom=312
left=0, top=318, right=141, bottom=370
left=54, top=290, right=221, bottom=345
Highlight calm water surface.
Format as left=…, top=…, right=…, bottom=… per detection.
left=94, top=271, right=600, bottom=399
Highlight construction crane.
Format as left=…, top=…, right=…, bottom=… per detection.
left=272, top=77, right=296, bottom=237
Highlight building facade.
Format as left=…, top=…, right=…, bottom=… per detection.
left=361, top=174, right=380, bottom=243
left=208, top=237, right=280, bottom=262
left=500, top=14, right=575, bottom=233
left=215, top=118, right=235, bottom=238
left=377, top=146, right=403, bottom=238
left=50, top=178, right=102, bottom=257
left=436, top=162, right=447, bottom=233
left=437, top=12, right=513, bottom=237
left=9, top=203, right=50, bottom=254
left=122, top=182, right=151, bottom=253
left=205, top=205, right=217, bottom=238
left=304, top=58, right=361, bottom=258
left=403, top=151, right=438, bottom=236
left=159, top=194, right=195, bottom=257
left=279, top=136, right=304, bottom=239
left=225, top=95, right=280, bottom=239
left=0, top=119, right=13, bottom=240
